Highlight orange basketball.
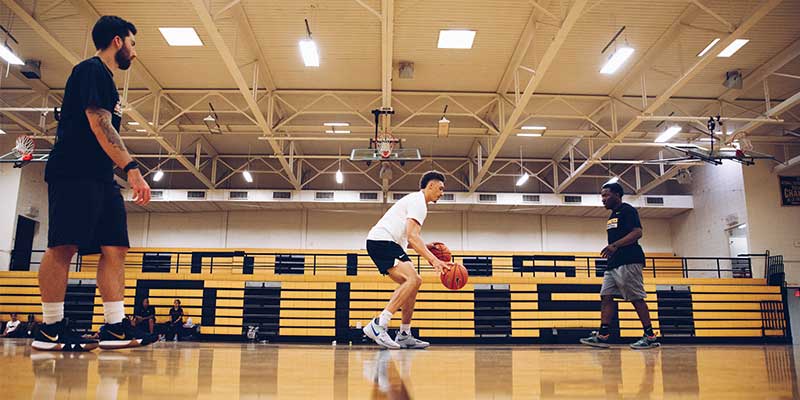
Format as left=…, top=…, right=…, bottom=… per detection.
left=440, top=263, right=468, bottom=290
left=427, top=242, right=452, bottom=262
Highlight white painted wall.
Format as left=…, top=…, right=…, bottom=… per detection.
left=0, top=163, right=22, bottom=270
left=741, top=161, right=800, bottom=284
left=126, top=209, right=673, bottom=255
left=670, top=162, right=748, bottom=276
left=14, top=163, right=48, bottom=269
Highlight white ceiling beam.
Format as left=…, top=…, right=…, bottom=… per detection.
left=381, top=0, right=394, bottom=108
left=556, top=0, right=783, bottom=193
left=468, top=0, right=588, bottom=192
left=636, top=165, right=687, bottom=195
left=497, top=0, right=551, bottom=95
left=610, top=3, right=700, bottom=99
left=732, top=90, right=800, bottom=138
left=774, top=153, right=800, bottom=174
left=190, top=0, right=300, bottom=189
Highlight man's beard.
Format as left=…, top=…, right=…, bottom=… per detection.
left=116, top=47, right=133, bottom=70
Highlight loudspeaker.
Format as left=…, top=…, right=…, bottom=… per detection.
left=723, top=70, right=743, bottom=89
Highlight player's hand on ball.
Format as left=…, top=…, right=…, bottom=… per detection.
left=432, top=258, right=451, bottom=274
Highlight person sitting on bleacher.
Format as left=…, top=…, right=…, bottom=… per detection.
left=168, top=299, right=184, bottom=341
left=1, top=313, right=25, bottom=338
left=133, top=298, right=156, bottom=334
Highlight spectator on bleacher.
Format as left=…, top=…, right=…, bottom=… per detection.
left=133, top=298, right=156, bottom=334
left=168, top=299, right=184, bottom=341
left=1, top=313, right=25, bottom=338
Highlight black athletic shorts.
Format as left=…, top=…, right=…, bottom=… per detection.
left=47, top=179, right=129, bottom=255
left=366, top=240, right=411, bottom=275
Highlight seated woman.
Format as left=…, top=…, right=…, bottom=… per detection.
left=167, top=299, right=184, bottom=341
left=133, top=298, right=156, bottom=334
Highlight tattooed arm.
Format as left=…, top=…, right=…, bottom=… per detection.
left=86, top=106, right=151, bottom=205
left=85, top=106, right=133, bottom=169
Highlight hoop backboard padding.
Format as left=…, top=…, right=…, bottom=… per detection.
left=350, top=148, right=421, bottom=162
left=0, top=149, right=50, bottom=168
left=650, top=144, right=777, bottom=166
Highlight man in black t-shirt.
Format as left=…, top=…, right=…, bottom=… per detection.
left=133, top=298, right=156, bottom=334
left=32, top=16, right=154, bottom=353
left=580, top=182, right=659, bottom=350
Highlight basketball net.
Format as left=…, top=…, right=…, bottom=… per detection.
left=14, top=136, right=35, bottom=161
left=375, top=112, right=398, bottom=159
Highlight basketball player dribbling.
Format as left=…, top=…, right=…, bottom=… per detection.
left=363, top=171, right=450, bottom=349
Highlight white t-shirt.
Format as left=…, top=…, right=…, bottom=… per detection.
left=5, top=320, right=20, bottom=333
left=367, top=191, right=428, bottom=249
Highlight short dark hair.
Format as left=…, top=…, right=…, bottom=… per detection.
left=602, top=182, right=624, bottom=197
left=420, top=170, right=445, bottom=189
left=92, top=16, right=136, bottom=50
left=174, top=299, right=181, bottom=304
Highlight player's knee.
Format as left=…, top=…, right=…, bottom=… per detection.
left=47, top=245, right=78, bottom=263
left=409, top=273, right=422, bottom=288
left=101, top=246, right=129, bottom=261
left=601, top=295, right=615, bottom=302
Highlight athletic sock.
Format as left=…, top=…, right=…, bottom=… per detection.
left=598, top=324, right=610, bottom=337
left=644, top=326, right=655, bottom=337
left=400, top=324, right=411, bottom=335
left=378, top=310, right=393, bottom=328
left=42, top=302, right=64, bottom=325
left=103, top=301, right=125, bottom=325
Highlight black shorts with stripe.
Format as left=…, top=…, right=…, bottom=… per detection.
left=366, top=240, right=411, bottom=275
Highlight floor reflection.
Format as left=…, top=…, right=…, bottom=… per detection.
left=1, top=339, right=797, bottom=399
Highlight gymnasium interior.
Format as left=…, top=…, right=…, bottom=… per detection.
left=0, top=0, right=800, bottom=398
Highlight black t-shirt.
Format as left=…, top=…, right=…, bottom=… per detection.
left=606, top=202, right=645, bottom=269
left=136, top=305, right=156, bottom=318
left=170, top=307, right=184, bottom=324
left=45, top=56, right=121, bottom=183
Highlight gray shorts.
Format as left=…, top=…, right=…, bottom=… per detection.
left=600, top=263, right=647, bottom=301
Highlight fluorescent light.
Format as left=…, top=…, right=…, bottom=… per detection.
left=739, top=224, right=747, bottom=229
left=697, top=38, right=720, bottom=57
left=0, top=128, right=6, bottom=135
left=605, top=176, right=619, bottom=185
left=326, top=130, right=351, bottom=134
left=127, top=121, right=140, bottom=126
left=299, top=39, right=320, bottom=67
left=521, top=125, right=547, bottom=130
left=717, top=39, right=749, bottom=58
left=655, top=126, right=682, bottom=143
left=242, top=170, right=253, bottom=183
left=152, top=170, right=164, bottom=182
left=517, top=133, right=542, bottom=137
left=135, top=129, right=146, bottom=132
left=158, top=27, right=203, bottom=46
left=600, top=47, right=634, bottom=75
left=335, top=169, right=344, bottom=184
left=324, top=122, right=350, bottom=127
left=696, top=137, right=713, bottom=142
left=0, top=44, right=24, bottom=65
left=516, top=173, right=529, bottom=186
left=437, top=30, right=476, bottom=49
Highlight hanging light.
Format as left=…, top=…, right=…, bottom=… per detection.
left=153, top=169, right=164, bottom=182
left=515, top=147, right=528, bottom=186
left=335, top=145, right=344, bottom=184
left=605, top=176, right=619, bottom=185
left=299, top=19, right=320, bottom=67
left=242, top=170, right=253, bottom=183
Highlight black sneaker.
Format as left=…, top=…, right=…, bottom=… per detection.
left=579, top=331, right=611, bottom=348
left=99, top=318, right=157, bottom=350
left=31, top=320, right=99, bottom=352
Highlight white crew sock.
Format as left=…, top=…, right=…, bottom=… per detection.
left=42, top=302, right=64, bottom=325
left=378, top=310, right=393, bottom=328
left=400, top=324, right=411, bottom=335
left=103, top=301, right=125, bottom=325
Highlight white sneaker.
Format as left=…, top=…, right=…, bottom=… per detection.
left=362, top=319, right=400, bottom=349
left=394, top=331, right=430, bottom=349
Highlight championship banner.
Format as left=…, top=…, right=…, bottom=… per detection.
left=779, top=176, right=800, bottom=206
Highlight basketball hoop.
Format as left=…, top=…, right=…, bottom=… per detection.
left=14, top=136, right=35, bottom=161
